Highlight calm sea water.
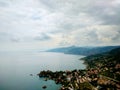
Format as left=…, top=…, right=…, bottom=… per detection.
left=0, top=51, right=86, bottom=90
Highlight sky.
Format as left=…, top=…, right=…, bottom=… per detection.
left=0, top=0, right=120, bottom=51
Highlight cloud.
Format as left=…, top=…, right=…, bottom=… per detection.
left=0, top=32, right=21, bottom=43
left=10, top=38, right=20, bottom=42
left=86, top=0, right=120, bottom=25
left=55, top=24, right=120, bottom=46
left=34, top=33, right=52, bottom=41
left=0, top=0, right=120, bottom=50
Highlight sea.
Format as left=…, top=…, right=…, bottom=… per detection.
left=0, top=51, right=86, bottom=90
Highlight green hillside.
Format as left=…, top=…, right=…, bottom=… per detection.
left=83, top=47, right=120, bottom=81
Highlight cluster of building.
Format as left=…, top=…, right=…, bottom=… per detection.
left=38, top=66, right=120, bottom=90
left=38, top=52, right=120, bottom=90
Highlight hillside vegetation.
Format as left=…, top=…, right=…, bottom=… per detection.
left=39, top=47, right=120, bottom=90
left=83, top=47, right=120, bottom=81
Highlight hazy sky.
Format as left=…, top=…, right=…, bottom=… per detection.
left=0, top=0, right=120, bottom=51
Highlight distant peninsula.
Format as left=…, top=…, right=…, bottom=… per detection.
left=46, top=45, right=120, bottom=56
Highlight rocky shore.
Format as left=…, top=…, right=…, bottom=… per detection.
left=38, top=68, right=120, bottom=90
left=38, top=48, right=120, bottom=90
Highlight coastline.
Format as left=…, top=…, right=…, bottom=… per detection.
left=37, top=55, right=93, bottom=90
left=38, top=51, right=120, bottom=90
left=37, top=54, right=89, bottom=89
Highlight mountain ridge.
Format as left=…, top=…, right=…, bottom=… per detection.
left=46, top=45, right=120, bottom=56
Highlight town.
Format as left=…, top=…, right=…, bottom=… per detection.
left=38, top=48, right=120, bottom=90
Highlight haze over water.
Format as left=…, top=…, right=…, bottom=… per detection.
left=0, top=0, right=120, bottom=90
left=0, top=51, right=86, bottom=90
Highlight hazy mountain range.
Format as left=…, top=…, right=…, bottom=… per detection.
left=47, top=46, right=120, bottom=56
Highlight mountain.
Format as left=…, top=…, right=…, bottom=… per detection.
left=47, top=46, right=120, bottom=56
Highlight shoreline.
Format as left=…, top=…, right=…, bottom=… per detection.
left=38, top=55, right=120, bottom=90
left=38, top=56, right=89, bottom=90
left=38, top=47, right=120, bottom=90
left=38, top=68, right=120, bottom=90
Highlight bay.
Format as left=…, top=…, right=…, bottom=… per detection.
left=0, top=51, right=86, bottom=90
